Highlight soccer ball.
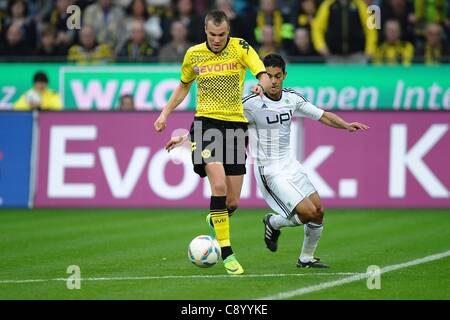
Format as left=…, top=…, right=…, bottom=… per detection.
left=188, top=235, right=221, bottom=268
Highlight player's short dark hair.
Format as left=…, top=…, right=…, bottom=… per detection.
left=120, top=94, right=134, bottom=103
left=263, top=54, right=286, bottom=73
left=33, top=71, right=49, bottom=84
left=205, top=10, right=230, bottom=27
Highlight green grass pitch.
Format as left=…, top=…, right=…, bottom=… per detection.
left=0, top=208, right=449, bottom=300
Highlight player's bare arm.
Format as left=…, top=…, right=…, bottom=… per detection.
left=251, top=72, right=271, bottom=96
left=154, top=81, right=192, bottom=132
left=165, top=133, right=189, bottom=152
left=319, top=111, right=369, bottom=132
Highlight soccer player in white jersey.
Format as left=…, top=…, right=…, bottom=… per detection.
left=243, top=53, right=369, bottom=268
left=165, top=53, right=369, bottom=268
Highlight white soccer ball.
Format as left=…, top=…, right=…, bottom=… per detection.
left=188, top=235, right=221, bottom=268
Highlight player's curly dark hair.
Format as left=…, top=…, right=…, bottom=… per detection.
left=263, top=53, right=286, bottom=73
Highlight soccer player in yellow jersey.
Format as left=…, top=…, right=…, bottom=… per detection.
left=154, top=10, right=271, bottom=275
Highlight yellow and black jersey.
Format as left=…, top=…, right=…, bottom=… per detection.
left=181, top=37, right=266, bottom=122
left=373, top=41, right=414, bottom=65
left=67, top=43, right=113, bottom=64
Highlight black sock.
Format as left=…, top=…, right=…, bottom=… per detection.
left=227, top=207, right=237, bottom=217
left=221, top=246, right=233, bottom=260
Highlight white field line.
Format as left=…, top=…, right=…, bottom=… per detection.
left=257, top=250, right=450, bottom=300
left=0, top=272, right=361, bottom=285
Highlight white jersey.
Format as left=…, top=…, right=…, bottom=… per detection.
left=244, top=88, right=324, bottom=217
left=243, top=88, right=324, bottom=168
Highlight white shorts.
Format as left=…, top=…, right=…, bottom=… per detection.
left=254, top=160, right=317, bottom=219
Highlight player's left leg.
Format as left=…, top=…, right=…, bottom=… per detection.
left=297, top=191, right=329, bottom=268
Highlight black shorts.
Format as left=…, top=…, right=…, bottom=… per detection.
left=189, top=116, right=248, bottom=178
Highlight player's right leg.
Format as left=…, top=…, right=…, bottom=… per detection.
left=255, top=165, right=303, bottom=251
left=205, top=163, right=243, bottom=275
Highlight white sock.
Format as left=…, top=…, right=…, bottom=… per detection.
left=299, top=222, right=323, bottom=263
left=269, top=214, right=300, bottom=230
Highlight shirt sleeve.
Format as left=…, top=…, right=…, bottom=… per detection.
left=243, top=106, right=255, bottom=124
left=180, top=49, right=196, bottom=84
left=239, top=39, right=266, bottom=77
left=243, top=97, right=256, bottom=124
left=294, top=94, right=324, bottom=120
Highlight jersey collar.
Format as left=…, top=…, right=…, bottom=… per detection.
left=206, top=37, right=231, bottom=54
left=264, top=91, right=283, bottom=102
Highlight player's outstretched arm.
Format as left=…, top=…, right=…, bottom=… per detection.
left=251, top=72, right=271, bottom=96
left=319, top=111, right=369, bottom=132
left=165, top=133, right=189, bottom=152
left=154, top=81, right=192, bottom=132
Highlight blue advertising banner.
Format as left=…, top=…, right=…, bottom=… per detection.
left=0, top=112, right=33, bottom=207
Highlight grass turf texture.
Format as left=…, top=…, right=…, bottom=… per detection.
left=0, top=208, right=449, bottom=300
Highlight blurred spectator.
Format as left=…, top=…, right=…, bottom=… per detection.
left=380, top=0, right=415, bottom=42
left=14, top=71, right=62, bottom=111
left=0, top=0, right=448, bottom=63
left=114, top=0, right=132, bottom=7
left=0, top=0, right=7, bottom=12
left=68, top=25, right=113, bottom=63
left=117, top=19, right=157, bottom=61
left=27, top=0, right=53, bottom=23
left=0, top=21, right=33, bottom=57
left=83, top=0, right=126, bottom=48
left=124, top=0, right=162, bottom=45
left=36, top=25, right=67, bottom=58
left=147, top=0, right=171, bottom=6
left=276, top=0, right=294, bottom=19
left=257, top=24, right=280, bottom=58
left=75, top=0, right=97, bottom=10
left=233, top=0, right=258, bottom=17
left=118, top=94, right=135, bottom=110
left=287, top=27, right=322, bottom=62
left=158, top=20, right=192, bottom=62
left=162, top=0, right=204, bottom=45
left=46, top=0, right=78, bottom=51
left=193, top=0, right=215, bottom=13
left=311, top=0, right=377, bottom=63
left=146, top=0, right=172, bottom=18
left=373, top=19, right=414, bottom=65
left=412, top=0, right=448, bottom=28
left=215, top=0, right=247, bottom=39
left=254, top=0, right=294, bottom=48
left=1, top=0, right=38, bottom=47
left=291, top=0, right=317, bottom=31
left=415, top=22, right=450, bottom=64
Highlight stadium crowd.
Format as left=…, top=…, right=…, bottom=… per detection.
left=0, top=0, right=449, bottom=64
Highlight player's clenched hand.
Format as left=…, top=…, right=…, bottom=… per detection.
left=347, top=122, right=369, bottom=132
left=165, top=134, right=187, bottom=152
left=154, top=113, right=167, bottom=132
left=251, top=83, right=265, bottom=97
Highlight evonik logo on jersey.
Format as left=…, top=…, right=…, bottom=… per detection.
left=197, top=63, right=238, bottom=74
